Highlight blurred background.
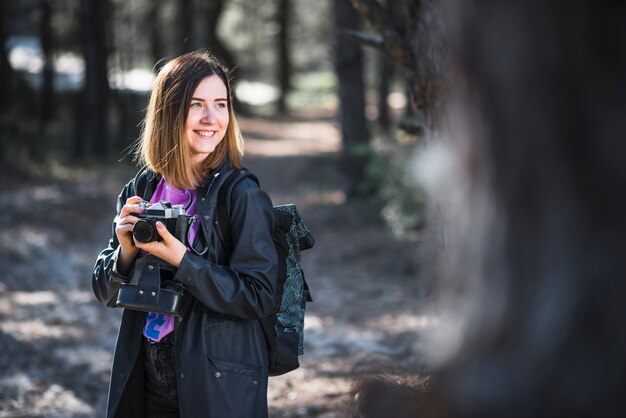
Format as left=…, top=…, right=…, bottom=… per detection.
left=1, top=1, right=429, bottom=417
left=0, top=0, right=419, bottom=209
left=3, top=1, right=626, bottom=417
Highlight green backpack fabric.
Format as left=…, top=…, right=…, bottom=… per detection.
left=216, top=168, right=315, bottom=376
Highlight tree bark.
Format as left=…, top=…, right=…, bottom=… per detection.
left=334, top=0, right=370, bottom=197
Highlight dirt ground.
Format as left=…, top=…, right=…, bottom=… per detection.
left=0, top=113, right=433, bottom=417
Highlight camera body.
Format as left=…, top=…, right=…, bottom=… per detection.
left=117, top=201, right=194, bottom=316
left=133, top=201, right=190, bottom=244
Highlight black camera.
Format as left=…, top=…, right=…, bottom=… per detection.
left=116, top=201, right=195, bottom=316
left=133, top=201, right=191, bottom=244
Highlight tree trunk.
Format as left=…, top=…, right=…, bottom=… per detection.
left=350, top=0, right=449, bottom=130
left=204, top=0, right=234, bottom=69
left=334, top=0, right=370, bottom=197
left=179, top=0, right=194, bottom=54
left=350, top=1, right=626, bottom=416
left=276, top=0, right=291, bottom=114
left=0, top=0, right=12, bottom=160
left=374, top=0, right=392, bottom=131
left=0, top=1, right=15, bottom=115
left=147, top=0, right=164, bottom=68
left=376, top=53, right=392, bottom=131
left=76, top=0, right=110, bottom=158
left=202, top=0, right=242, bottom=111
left=39, top=0, right=54, bottom=128
left=0, top=1, right=37, bottom=162
left=426, top=2, right=626, bottom=416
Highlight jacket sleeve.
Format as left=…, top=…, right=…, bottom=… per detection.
left=174, top=180, right=278, bottom=320
left=92, top=181, right=135, bottom=307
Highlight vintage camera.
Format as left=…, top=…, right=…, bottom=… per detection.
left=133, top=201, right=191, bottom=244
left=116, top=201, right=195, bottom=316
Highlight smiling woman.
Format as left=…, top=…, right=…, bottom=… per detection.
left=92, top=51, right=278, bottom=418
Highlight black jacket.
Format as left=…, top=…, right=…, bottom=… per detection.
left=92, top=163, right=278, bottom=418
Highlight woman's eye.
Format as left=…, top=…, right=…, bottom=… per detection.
left=190, top=102, right=203, bottom=108
left=216, top=102, right=227, bottom=109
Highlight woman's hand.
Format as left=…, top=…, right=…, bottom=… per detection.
left=134, top=222, right=187, bottom=268
left=114, top=196, right=145, bottom=274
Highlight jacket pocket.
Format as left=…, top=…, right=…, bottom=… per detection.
left=206, top=356, right=263, bottom=417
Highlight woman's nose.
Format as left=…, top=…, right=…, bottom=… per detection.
left=200, top=107, right=216, bottom=123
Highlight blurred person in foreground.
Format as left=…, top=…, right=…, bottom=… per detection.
left=92, top=51, right=278, bottom=418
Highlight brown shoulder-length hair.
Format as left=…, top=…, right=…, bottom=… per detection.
left=135, top=51, right=243, bottom=189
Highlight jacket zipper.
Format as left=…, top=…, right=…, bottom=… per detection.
left=204, top=171, right=221, bottom=198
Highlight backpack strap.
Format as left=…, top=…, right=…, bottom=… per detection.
left=132, top=166, right=160, bottom=201
left=215, top=168, right=260, bottom=252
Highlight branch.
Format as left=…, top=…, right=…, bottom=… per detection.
left=350, top=0, right=413, bottom=70
left=339, top=29, right=384, bottom=50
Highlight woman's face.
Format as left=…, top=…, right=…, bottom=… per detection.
left=184, top=75, right=230, bottom=167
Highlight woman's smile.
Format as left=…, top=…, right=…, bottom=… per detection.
left=194, top=130, right=217, bottom=138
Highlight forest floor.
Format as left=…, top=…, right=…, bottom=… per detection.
left=0, top=111, right=434, bottom=417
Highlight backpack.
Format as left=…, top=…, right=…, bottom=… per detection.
left=216, top=168, right=314, bottom=376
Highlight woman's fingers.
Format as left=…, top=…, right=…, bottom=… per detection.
left=119, top=196, right=146, bottom=218
left=115, top=213, right=142, bottom=251
left=135, top=222, right=187, bottom=267
left=118, top=214, right=141, bottom=225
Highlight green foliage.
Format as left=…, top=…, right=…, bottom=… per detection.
left=288, top=70, right=338, bottom=110
left=363, top=122, right=425, bottom=237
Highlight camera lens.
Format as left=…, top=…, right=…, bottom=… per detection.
left=133, top=219, right=158, bottom=243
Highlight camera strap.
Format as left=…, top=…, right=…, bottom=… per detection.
left=189, top=216, right=209, bottom=256
left=126, top=255, right=163, bottom=307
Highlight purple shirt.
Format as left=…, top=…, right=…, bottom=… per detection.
left=143, top=178, right=198, bottom=342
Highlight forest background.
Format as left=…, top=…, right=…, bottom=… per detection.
left=2, top=1, right=626, bottom=418
left=1, top=1, right=427, bottom=417
left=1, top=0, right=418, bottom=214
